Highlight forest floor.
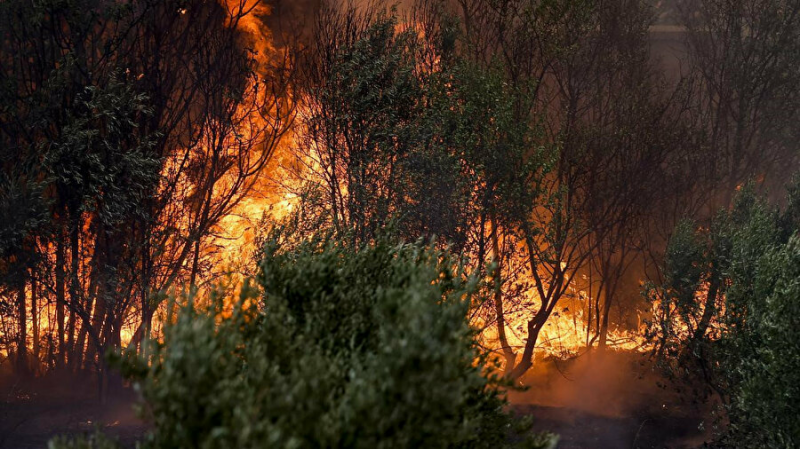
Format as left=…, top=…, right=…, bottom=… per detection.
left=511, top=350, right=719, bottom=448
left=0, top=373, right=146, bottom=449
left=0, top=351, right=717, bottom=448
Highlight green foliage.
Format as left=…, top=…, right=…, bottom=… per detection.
left=644, top=219, right=707, bottom=360
left=112, top=232, right=556, bottom=449
left=48, top=430, right=120, bottom=449
left=300, top=9, right=424, bottom=244
left=43, top=73, right=159, bottom=225
left=646, top=184, right=800, bottom=447
left=297, top=6, right=549, bottom=255
left=419, top=58, right=547, bottom=242
left=0, top=172, right=49, bottom=281
left=724, top=235, right=800, bottom=447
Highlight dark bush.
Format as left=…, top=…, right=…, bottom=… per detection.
left=65, top=232, right=556, bottom=449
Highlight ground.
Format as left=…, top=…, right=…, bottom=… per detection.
left=510, top=351, right=718, bottom=448
left=0, top=351, right=718, bottom=448
left=0, top=374, right=146, bottom=449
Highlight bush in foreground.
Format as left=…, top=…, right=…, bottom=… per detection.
left=646, top=185, right=800, bottom=447
left=56, top=233, right=556, bottom=448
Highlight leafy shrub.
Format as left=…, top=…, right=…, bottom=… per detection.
left=101, top=232, right=555, bottom=449
left=646, top=185, right=800, bottom=447
left=721, top=235, right=800, bottom=447
left=47, top=430, right=119, bottom=449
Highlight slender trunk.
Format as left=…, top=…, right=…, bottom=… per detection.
left=679, top=276, right=721, bottom=378
left=692, top=276, right=719, bottom=342
left=129, top=302, right=152, bottom=353
left=508, top=316, right=545, bottom=380
left=56, top=235, right=66, bottom=369
left=129, top=264, right=153, bottom=353
left=31, top=273, right=39, bottom=374
left=593, top=280, right=602, bottom=345
left=597, top=268, right=614, bottom=349
left=140, top=237, right=152, bottom=354
left=598, top=254, right=627, bottom=349
left=586, top=263, right=592, bottom=346
left=104, top=311, right=123, bottom=399
left=85, top=291, right=107, bottom=372
left=75, top=288, right=95, bottom=371
left=490, top=217, right=516, bottom=372
left=67, top=219, right=80, bottom=370
left=509, top=222, right=554, bottom=379
left=493, top=282, right=516, bottom=371
left=131, top=308, right=153, bottom=354
left=476, top=214, right=486, bottom=271
left=597, top=284, right=613, bottom=350
left=86, top=228, right=110, bottom=371
left=17, top=278, right=28, bottom=376
left=189, top=238, right=201, bottom=288
left=98, top=310, right=125, bottom=404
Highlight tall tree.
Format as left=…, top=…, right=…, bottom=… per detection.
left=0, top=0, right=294, bottom=382
left=683, top=0, right=800, bottom=199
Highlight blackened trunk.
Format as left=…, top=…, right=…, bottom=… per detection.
left=75, top=289, right=95, bottom=371
left=508, top=316, right=545, bottom=380
left=189, top=238, right=201, bottom=288
left=490, top=218, right=516, bottom=372
left=692, top=277, right=720, bottom=343
left=17, top=279, right=28, bottom=376
left=31, top=274, right=39, bottom=373
left=67, top=219, right=80, bottom=370
left=56, top=235, right=66, bottom=369
left=598, top=280, right=615, bottom=350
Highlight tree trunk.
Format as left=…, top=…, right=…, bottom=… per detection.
left=589, top=277, right=606, bottom=347
left=490, top=218, right=516, bottom=372
left=56, top=235, right=66, bottom=369
left=597, top=278, right=614, bottom=349
left=84, top=294, right=107, bottom=372
left=67, top=219, right=80, bottom=370
left=75, top=289, right=96, bottom=371
left=31, top=273, right=39, bottom=374
left=508, top=316, right=545, bottom=380
left=17, top=278, right=28, bottom=376
left=598, top=255, right=628, bottom=349
left=189, top=238, right=201, bottom=288
left=140, top=238, right=152, bottom=355
left=104, top=311, right=124, bottom=399
left=585, top=263, right=592, bottom=346
left=692, top=277, right=719, bottom=343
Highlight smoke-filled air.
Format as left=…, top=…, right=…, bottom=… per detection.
left=1, top=0, right=799, bottom=447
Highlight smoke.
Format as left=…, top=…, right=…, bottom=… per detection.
left=509, top=351, right=661, bottom=417
left=265, top=0, right=322, bottom=24
left=508, top=351, right=716, bottom=447
left=264, top=0, right=416, bottom=42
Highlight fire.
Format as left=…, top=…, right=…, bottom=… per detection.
left=0, top=2, right=663, bottom=380
left=184, top=0, right=297, bottom=278
left=203, top=12, right=651, bottom=365
left=479, top=283, right=649, bottom=364
left=165, top=6, right=654, bottom=368
left=223, top=0, right=274, bottom=60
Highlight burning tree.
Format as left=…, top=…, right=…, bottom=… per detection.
left=0, top=0, right=294, bottom=393
left=278, top=0, right=707, bottom=379
left=101, top=231, right=556, bottom=449
left=447, top=0, right=692, bottom=375
left=286, top=2, right=560, bottom=377
left=2, top=5, right=800, bottom=447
